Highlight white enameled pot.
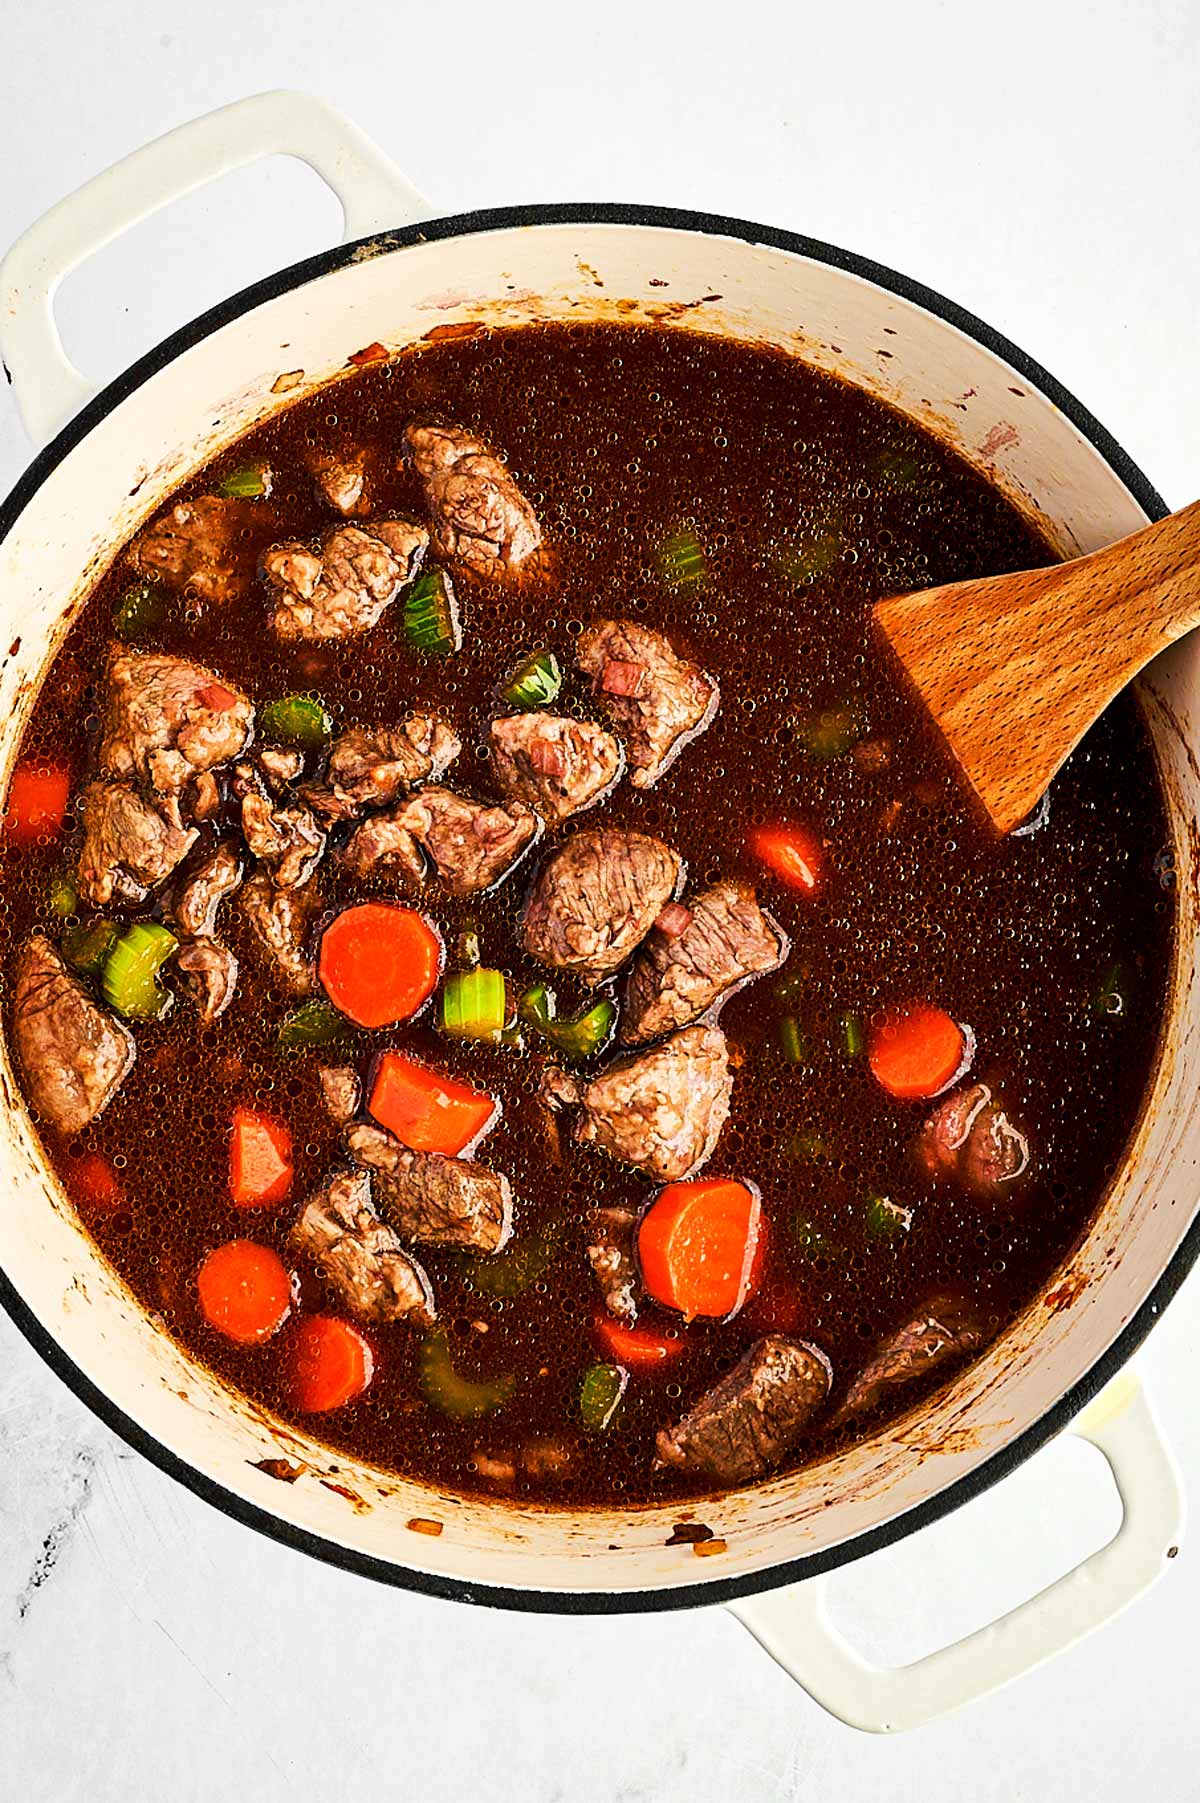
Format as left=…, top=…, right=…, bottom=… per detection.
left=0, top=92, right=1193, bottom=1734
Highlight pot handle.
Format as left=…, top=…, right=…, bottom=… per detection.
left=0, top=89, right=433, bottom=448
left=730, top=1372, right=1182, bottom=1733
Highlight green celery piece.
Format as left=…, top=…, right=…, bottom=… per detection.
left=655, top=525, right=707, bottom=592
left=872, top=445, right=925, bottom=488
left=216, top=460, right=273, bottom=499
left=778, top=1014, right=808, bottom=1065
left=62, top=916, right=120, bottom=977
left=460, top=1215, right=564, bottom=1300
left=403, top=567, right=461, bottom=655
left=839, top=1011, right=866, bottom=1058
left=441, top=968, right=507, bottom=1041
left=1092, top=962, right=1128, bottom=1018
left=518, top=984, right=616, bottom=1061
left=417, top=1331, right=515, bottom=1420
left=100, top=921, right=177, bottom=1020
left=865, top=1194, right=914, bottom=1240
left=277, top=1000, right=349, bottom=1052
left=503, top=650, right=562, bottom=709
left=46, top=868, right=79, bottom=919
left=799, top=704, right=865, bottom=760
left=258, top=694, right=332, bottom=751
left=579, top=1362, right=628, bottom=1433
left=113, top=581, right=167, bottom=642
left=790, top=1212, right=838, bottom=1260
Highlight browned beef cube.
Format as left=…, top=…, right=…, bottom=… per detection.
left=291, top=1170, right=434, bottom=1326
left=404, top=422, right=542, bottom=576
left=12, top=935, right=135, bottom=1134
left=345, top=1121, right=512, bottom=1254
left=127, top=495, right=259, bottom=604
left=263, top=519, right=428, bottom=641
left=622, top=879, right=789, bottom=1044
left=240, top=788, right=326, bottom=890
left=834, top=1296, right=985, bottom=1425
left=577, top=620, right=717, bottom=787
left=256, top=747, right=305, bottom=791
left=341, top=786, right=538, bottom=895
left=176, top=938, right=238, bottom=1022
left=522, top=829, right=683, bottom=987
left=302, top=717, right=462, bottom=823
left=655, top=1336, right=832, bottom=1485
left=171, top=842, right=243, bottom=937
left=586, top=1205, right=640, bottom=1321
left=915, top=1083, right=1030, bottom=1197
left=235, top=870, right=320, bottom=995
left=306, top=443, right=370, bottom=517
left=318, top=1065, right=361, bottom=1125
left=488, top=713, right=622, bottom=826
left=99, top=647, right=253, bottom=816
left=78, top=780, right=198, bottom=907
left=544, top=1023, right=732, bottom=1183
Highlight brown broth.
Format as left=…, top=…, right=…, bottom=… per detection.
left=0, top=322, right=1174, bottom=1505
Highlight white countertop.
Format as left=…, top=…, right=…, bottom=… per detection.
left=2, top=4, right=1199, bottom=1796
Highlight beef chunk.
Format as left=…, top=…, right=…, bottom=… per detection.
left=12, top=935, right=135, bottom=1134
left=263, top=519, right=428, bottom=641
left=78, top=780, right=197, bottom=907
left=345, top=1121, right=512, bottom=1254
left=318, top=1065, right=361, bottom=1125
left=236, top=870, right=320, bottom=994
left=291, top=1169, right=434, bottom=1326
left=834, top=1296, right=985, bottom=1425
left=655, top=1336, right=832, bottom=1485
left=306, top=443, right=369, bottom=517
left=100, top=648, right=253, bottom=817
left=176, top=938, right=238, bottom=1023
left=545, top=1023, right=732, bottom=1182
left=404, top=422, right=542, bottom=576
left=622, top=879, right=789, bottom=1044
left=302, top=717, right=462, bottom=823
left=171, top=842, right=243, bottom=936
left=127, top=495, right=258, bottom=604
left=488, top=713, right=623, bottom=826
left=587, top=1205, right=640, bottom=1322
left=522, top=829, right=683, bottom=987
left=256, top=747, right=305, bottom=791
left=341, top=786, right=538, bottom=895
left=577, top=620, right=718, bottom=788
left=915, top=1083, right=1031, bottom=1197
left=240, top=788, right=326, bottom=889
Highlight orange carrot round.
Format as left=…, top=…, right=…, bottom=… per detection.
left=592, top=1310, right=687, bottom=1368
left=637, top=1178, right=762, bottom=1320
left=3, top=761, right=71, bottom=843
left=369, top=1050, right=496, bottom=1156
left=868, top=1003, right=970, bottom=1100
left=197, top=1240, right=293, bottom=1344
left=288, top=1314, right=375, bottom=1412
left=229, top=1107, right=294, bottom=1206
left=750, top=824, right=821, bottom=894
left=319, top=902, right=442, bottom=1029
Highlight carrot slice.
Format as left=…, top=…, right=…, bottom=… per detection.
left=369, top=1050, right=496, bottom=1155
left=638, top=1178, right=762, bottom=1320
left=229, top=1107, right=294, bottom=1206
left=288, top=1314, right=375, bottom=1412
left=319, top=902, right=442, bottom=1029
left=592, top=1311, right=688, bottom=1367
left=868, top=1003, right=969, bottom=1100
left=3, top=761, right=71, bottom=843
left=70, top=1151, right=124, bottom=1210
left=197, top=1239, right=293, bottom=1344
left=750, top=824, right=821, bottom=893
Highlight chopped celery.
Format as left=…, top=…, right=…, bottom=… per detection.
left=277, top=999, right=349, bottom=1052
left=1092, top=962, right=1127, bottom=1018
left=402, top=566, right=461, bottom=655
left=519, top=984, right=616, bottom=1061
left=503, top=650, right=562, bottom=708
left=788, top=1129, right=832, bottom=1164
left=441, top=968, right=507, bottom=1042
left=100, top=921, right=177, bottom=1020
left=865, top=1194, right=914, bottom=1240
left=62, top=916, right=119, bottom=977
left=113, top=581, right=167, bottom=642
left=790, top=1213, right=838, bottom=1259
left=460, top=1216, right=564, bottom=1300
left=775, top=511, right=843, bottom=586
left=778, top=1015, right=808, bottom=1065
left=46, top=868, right=79, bottom=919
left=258, top=693, right=332, bottom=751
left=839, top=1011, right=866, bottom=1058
left=655, top=525, right=707, bottom=591
left=579, top=1362, right=628, bottom=1433
left=799, top=704, right=865, bottom=760
left=418, top=1330, right=514, bottom=1420
left=216, top=459, right=273, bottom=499
left=872, top=446, right=925, bottom=488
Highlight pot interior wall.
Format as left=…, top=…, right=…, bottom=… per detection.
left=1, top=218, right=1197, bottom=1598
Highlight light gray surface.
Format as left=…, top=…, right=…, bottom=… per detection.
left=1, top=3, right=1198, bottom=1797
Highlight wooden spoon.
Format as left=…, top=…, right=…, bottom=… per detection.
left=873, top=498, right=1200, bottom=833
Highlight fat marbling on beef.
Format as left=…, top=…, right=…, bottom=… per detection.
left=915, top=1083, right=1031, bottom=1197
